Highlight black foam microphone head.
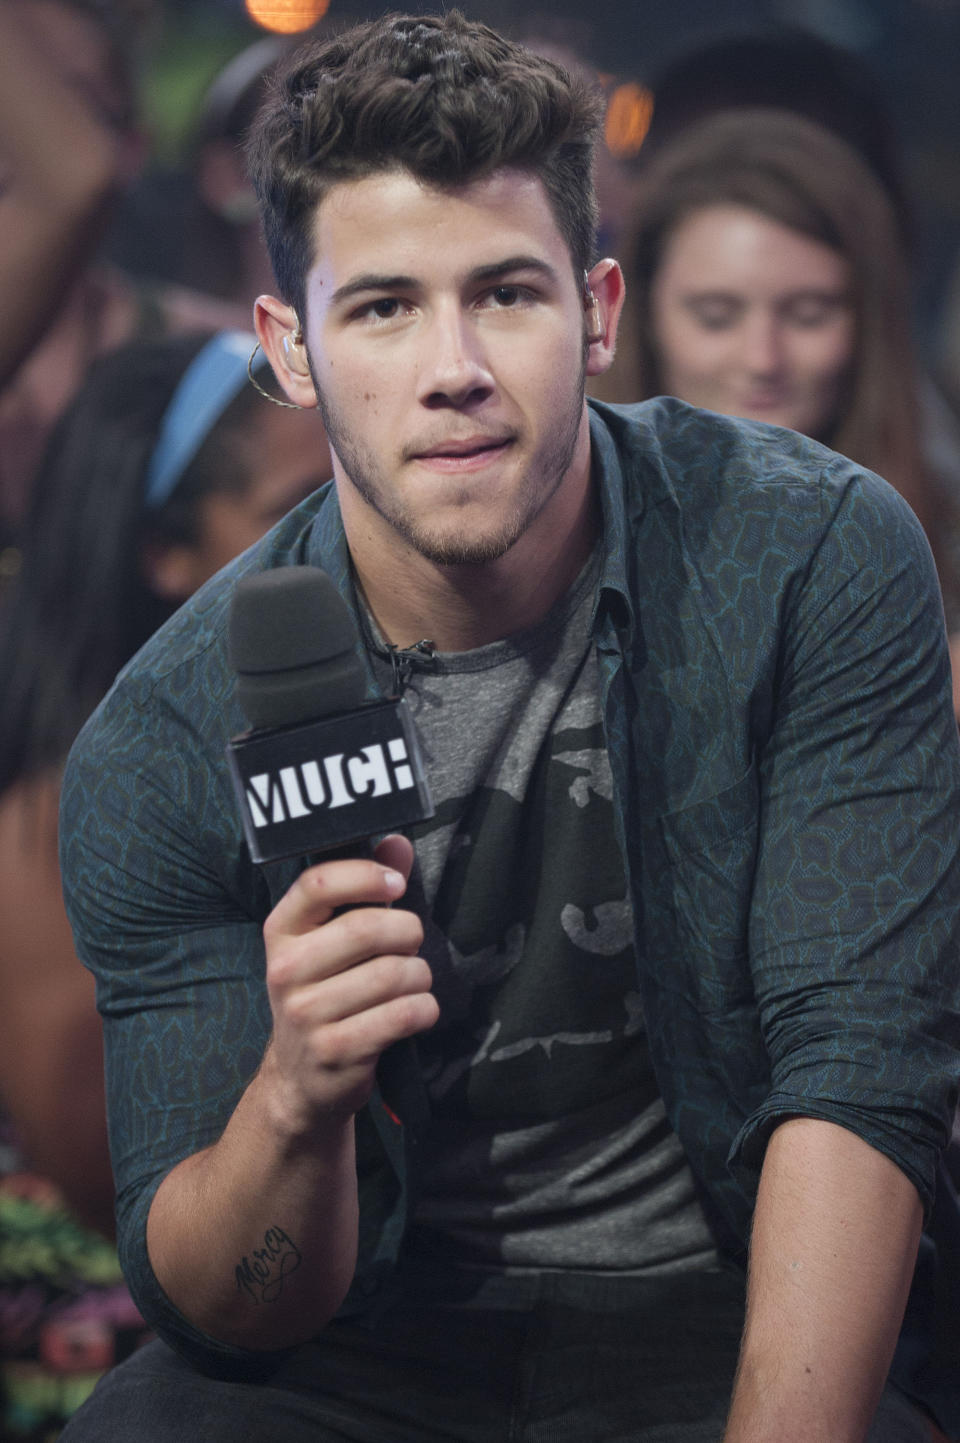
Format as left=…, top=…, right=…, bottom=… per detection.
left=228, top=566, right=367, bottom=730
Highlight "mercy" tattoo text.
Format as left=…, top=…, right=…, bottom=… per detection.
left=235, top=1226, right=302, bottom=1304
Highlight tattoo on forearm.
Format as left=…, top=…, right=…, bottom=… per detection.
left=235, top=1226, right=302, bottom=1304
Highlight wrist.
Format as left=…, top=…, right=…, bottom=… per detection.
left=251, top=1042, right=358, bottom=1155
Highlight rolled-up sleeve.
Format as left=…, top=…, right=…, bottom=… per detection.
left=733, top=460, right=960, bottom=1211
left=60, top=652, right=289, bottom=1367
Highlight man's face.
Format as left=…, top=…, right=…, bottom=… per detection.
left=298, top=169, right=599, bottom=569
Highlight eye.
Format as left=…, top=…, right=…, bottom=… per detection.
left=686, top=297, right=741, bottom=331
left=350, top=296, right=411, bottom=325
left=477, top=283, right=535, bottom=311
left=782, top=295, right=849, bottom=328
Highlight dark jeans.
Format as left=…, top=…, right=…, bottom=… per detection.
left=58, top=1262, right=936, bottom=1442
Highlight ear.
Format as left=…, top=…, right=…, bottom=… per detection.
left=583, top=259, right=626, bottom=378
left=254, top=294, right=318, bottom=408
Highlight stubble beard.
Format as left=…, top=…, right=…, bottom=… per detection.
left=312, top=354, right=588, bottom=568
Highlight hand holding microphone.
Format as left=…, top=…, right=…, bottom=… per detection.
left=226, top=567, right=438, bottom=1128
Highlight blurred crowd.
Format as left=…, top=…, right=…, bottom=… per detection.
left=1, top=2, right=959, bottom=1437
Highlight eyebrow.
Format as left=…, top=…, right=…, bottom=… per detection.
left=469, top=255, right=561, bottom=286
left=328, top=254, right=561, bottom=308
left=682, top=286, right=849, bottom=300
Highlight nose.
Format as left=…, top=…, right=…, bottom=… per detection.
left=741, top=312, right=785, bottom=378
left=418, top=302, right=495, bottom=409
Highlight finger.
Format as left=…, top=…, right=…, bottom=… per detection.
left=268, top=905, right=424, bottom=991
left=265, top=855, right=408, bottom=940
left=307, top=990, right=441, bottom=1075
left=282, top=952, right=434, bottom=1029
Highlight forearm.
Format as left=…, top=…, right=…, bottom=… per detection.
left=146, top=1048, right=361, bottom=1351
left=142, top=843, right=434, bottom=1353
left=724, top=1116, right=922, bottom=1443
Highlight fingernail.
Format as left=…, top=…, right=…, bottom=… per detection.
left=382, top=869, right=405, bottom=894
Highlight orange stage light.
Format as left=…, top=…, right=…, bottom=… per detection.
left=245, top=0, right=330, bottom=34
left=604, top=82, right=654, bottom=158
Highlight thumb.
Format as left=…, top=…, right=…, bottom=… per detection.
left=373, top=833, right=415, bottom=886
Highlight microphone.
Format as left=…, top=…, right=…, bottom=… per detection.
left=226, top=566, right=434, bottom=864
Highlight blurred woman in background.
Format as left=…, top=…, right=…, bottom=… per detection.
left=615, top=108, right=960, bottom=650
left=0, top=329, right=328, bottom=1439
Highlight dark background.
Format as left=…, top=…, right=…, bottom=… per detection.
left=134, top=0, right=960, bottom=368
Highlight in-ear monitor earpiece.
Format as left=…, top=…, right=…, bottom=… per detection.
left=585, top=293, right=604, bottom=343
left=282, top=323, right=309, bottom=375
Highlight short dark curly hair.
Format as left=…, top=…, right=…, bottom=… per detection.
left=246, top=11, right=603, bottom=321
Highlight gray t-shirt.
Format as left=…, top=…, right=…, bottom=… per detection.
left=363, top=557, right=717, bottom=1274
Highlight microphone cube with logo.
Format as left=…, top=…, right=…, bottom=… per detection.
left=226, top=566, right=433, bottom=864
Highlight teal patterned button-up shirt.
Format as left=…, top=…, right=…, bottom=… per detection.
left=61, top=398, right=960, bottom=1425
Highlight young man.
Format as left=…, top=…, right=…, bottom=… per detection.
left=58, top=13, right=960, bottom=1441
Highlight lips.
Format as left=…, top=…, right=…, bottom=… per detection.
left=414, top=435, right=512, bottom=460
left=410, top=435, right=513, bottom=472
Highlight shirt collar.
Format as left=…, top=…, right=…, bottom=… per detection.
left=303, top=399, right=641, bottom=651
left=588, top=399, right=638, bottom=643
